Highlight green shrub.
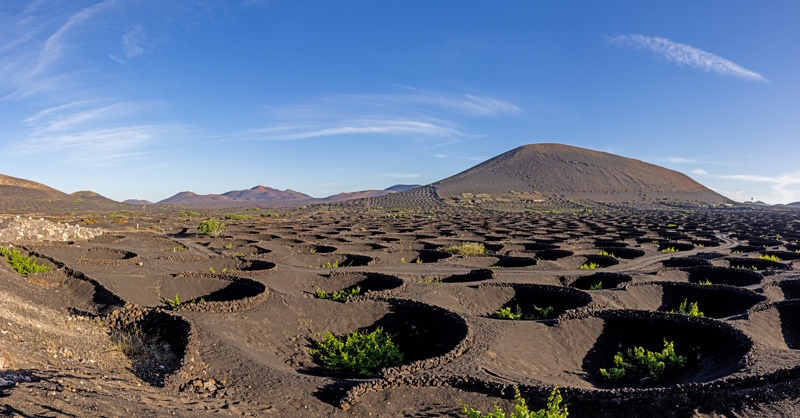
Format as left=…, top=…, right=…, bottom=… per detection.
left=697, top=279, right=713, bottom=286
left=224, top=214, right=252, bottom=221
left=180, top=211, right=200, bottom=219
left=462, top=386, right=568, bottom=418
left=444, top=242, right=486, bottom=256
left=165, top=294, right=205, bottom=310
left=661, top=247, right=678, bottom=253
left=732, top=265, right=758, bottom=271
left=589, top=281, right=603, bottom=290
left=579, top=262, right=600, bottom=270
left=0, top=247, right=51, bottom=276
left=671, top=299, right=704, bottom=317
left=599, top=339, right=687, bottom=382
left=316, top=286, right=362, bottom=301
left=760, top=254, right=781, bottom=262
left=166, top=294, right=181, bottom=310
left=309, top=327, right=403, bottom=375
left=494, top=305, right=553, bottom=320
left=597, top=250, right=616, bottom=258
left=197, top=218, right=226, bottom=236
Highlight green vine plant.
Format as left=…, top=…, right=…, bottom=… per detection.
left=589, top=281, right=603, bottom=290
left=0, top=246, right=50, bottom=276
left=493, top=305, right=554, bottom=320
left=661, top=247, right=678, bottom=253
left=165, top=294, right=205, bottom=310
left=315, top=286, right=363, bottom=301
left=462, top=386, right=568, bottom=418
left=670, top=299, right=704, bottom=317
left=599, top=339, right=688, bottom=382
left=579, top=262, right=600, bottom=270
left=309, top=327, right=403, bottom=376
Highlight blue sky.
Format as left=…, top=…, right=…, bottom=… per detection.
left=1, top=1, right=798, bottom=204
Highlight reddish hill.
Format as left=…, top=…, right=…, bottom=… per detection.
left=0, top=174, right=124, bottom=213
left=222, top=185, right=312, bottom=201
left=433, top=143, right=728, bottom=203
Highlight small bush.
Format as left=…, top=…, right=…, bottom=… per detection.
left=165, top=294, right=204, bottom=310
left=0, top=247, right=51, bottom=276
left=197, top=219, right=226, bottom=236
left=579, top=262, right=600, bottom=270
left=316, top=286, right=362, bottom=301
left=671, top=299, right=704, bottom=317
left=224, top=214, right=253, bottom=221
left=760, top=254, right=781, bottom=262
left=599, top=339, right=687, bottom=382
left=661, top=247, right=678, bottom=253
left=462, top=386, right=568, bottom=418
left=148, top=225, right=164, bottom=233
left=309, top=327, right=403, bottom=375
left=597, top=250, right=616, bottom=258
left=444, top=242, right=486, bottom=256
left=494, top=305, right=554, bottom=320
left=79, top=217, right=98, bottom=226
left=180, top=211, right=200, bottom=219
left=589, top=281, right=603, bottom=290
left=697, top=279, right=713, bottom=286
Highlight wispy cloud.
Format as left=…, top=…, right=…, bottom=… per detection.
left=109, top=26, right=147, bottom=63
left=217, top=88, right=518, bottom=143
left=320, top=88, right=520, bottom=117
left=434, top=154, right=448, bottom=158
left=691, top=169, right=708, bottom=175
left=663, top=156, right=733, bottom=166
left=702, top=170, right=800, bottom=201
left=31, top=0, right=116, bottom=77
left=377, top=173, right=421, bottom=179
left=220, top=119, right=462, bottom=142
left=607, top=34, right=767, bottom=82
left=13, top=101, right=181, bottom=166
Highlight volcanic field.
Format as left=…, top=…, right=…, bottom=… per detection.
left=1, top=144, right=800, bottom=417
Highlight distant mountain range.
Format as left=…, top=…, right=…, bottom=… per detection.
left=5, top=143, right=797, bottom=210
left=154, top=184, right=422, bottom=206
left=744, top=200, right=800, bottom=208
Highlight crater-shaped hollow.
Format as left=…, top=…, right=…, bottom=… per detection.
left=441, top=269, right=494, bottom=283
left=535, top=249, right=573, bottom=261
left=726, top=257, right=791, bottom=272
left=656, top=282, right=766, bottom=318
left=489, top=284, right=592, bottom=320
left=308, top=301, right=467, bottom=377
left=687, top=267, right=763, bottom=287
left=316, top=272, right=403, bottom=297
left=597, top=247, right=645, bottom=260
left=582, top=313, right=751, bottom=388
left=492, top=256, right=538, bottom=268
left=569, top=273, right=632, bottom=290
left=661, top=257, right=712, bottom=269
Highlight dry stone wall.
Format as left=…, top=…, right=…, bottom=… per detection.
left=0, top=216, right=102, bottom=242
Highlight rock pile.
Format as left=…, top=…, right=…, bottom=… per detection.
left=0, top=216, right=102, bottom=242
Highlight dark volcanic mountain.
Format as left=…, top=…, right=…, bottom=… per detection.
left=159, top=186, right=313, bottom=206
left=221, top=185, right=312, bottom=201
left=123, top=199, right=154, bottom=205
left=385, top=184, right=421, bottom=192
left=433, top=143, right=728, bottom=204
left=0, top=174, right=122, bottom=212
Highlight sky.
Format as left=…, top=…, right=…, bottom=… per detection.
left=1, top=1, right=798, bottom=204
